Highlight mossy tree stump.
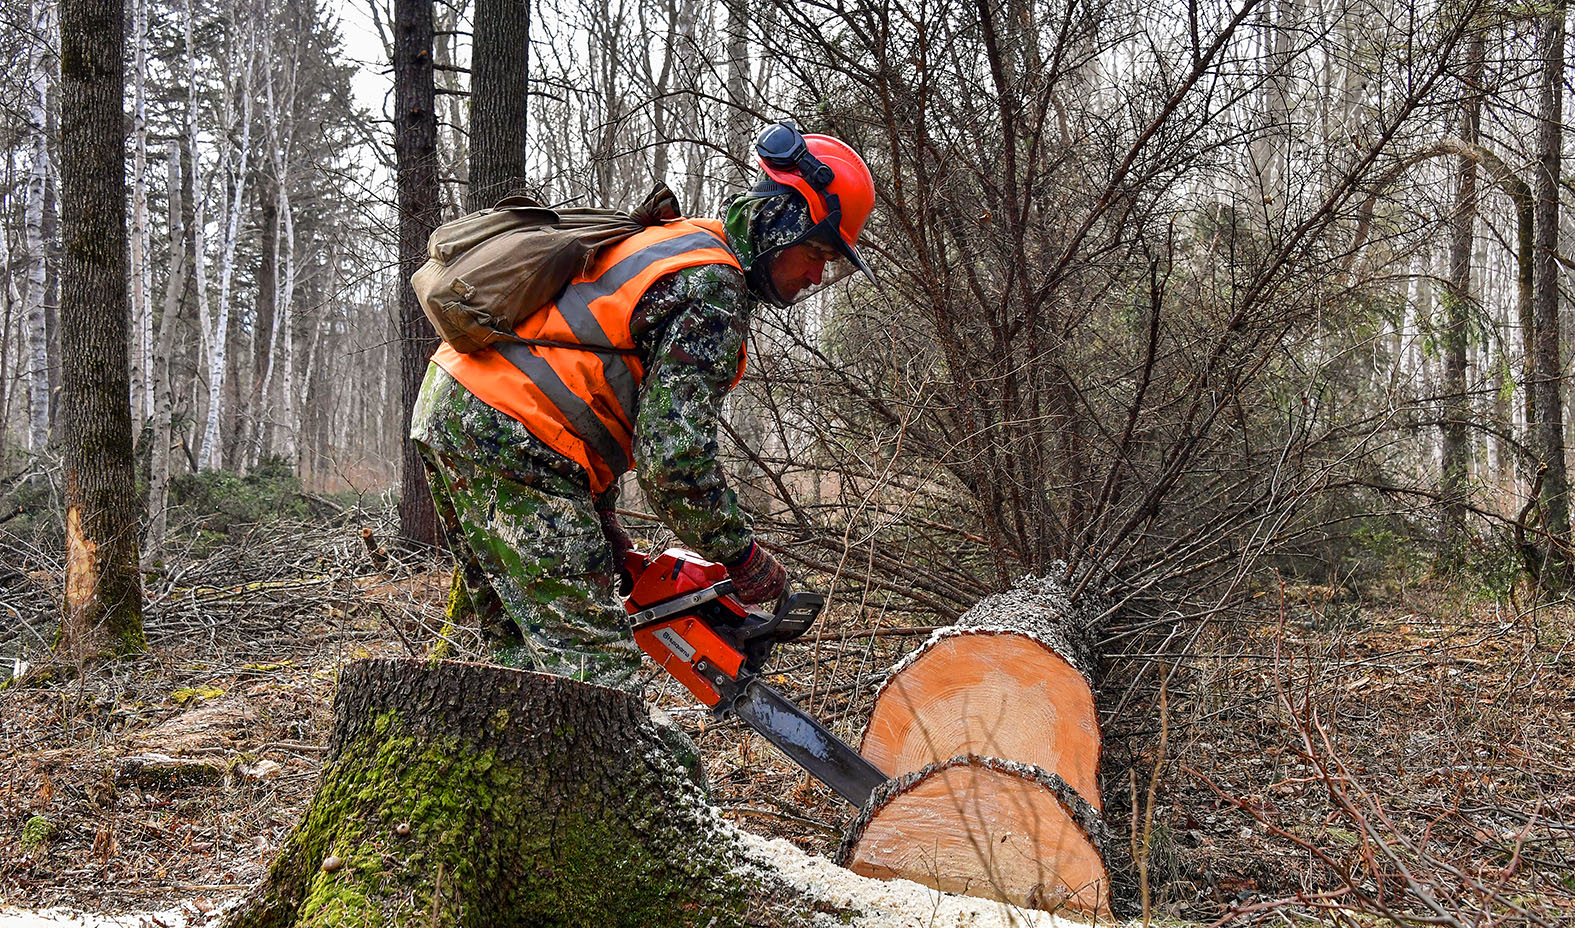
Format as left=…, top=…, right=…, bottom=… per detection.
left=227, top=658, right=750, bottom=927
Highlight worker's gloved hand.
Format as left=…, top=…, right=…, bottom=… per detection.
left=598, top=509, right=635, bottom=596
left=725, top=541, right=787, bottom=605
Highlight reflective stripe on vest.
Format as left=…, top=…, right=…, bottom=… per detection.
left=429, top=218, right=744, bottom=494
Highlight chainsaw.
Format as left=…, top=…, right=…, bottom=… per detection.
left=623, top=547, right=887, bottom=808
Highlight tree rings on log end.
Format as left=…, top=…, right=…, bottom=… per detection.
left=837, top=755, right=1112, bottom=918
left=861, top=629, right=1102, bottom=809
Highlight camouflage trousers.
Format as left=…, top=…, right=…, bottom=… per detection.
left=410, top=363, right=643, bottom=691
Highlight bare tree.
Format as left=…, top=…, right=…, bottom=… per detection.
left=21, top=0, right=52, bottom=453
left=145, top=143, right=189, bottom=567
left=467, top=0, right=529, bottom=210
left=394, top=0, right=441, bottom=546
left=1528, top=0, right=1569, bottom=576
left=198, top=14, right=257, bottom=471
left=1440, top=25, right=1485, bottom=551
left=55, top=0, right=144, bottom=661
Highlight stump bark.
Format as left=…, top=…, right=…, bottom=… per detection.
left=841, top=575, right=1115, bottom=917
left=227, top=658, right=751, bottom=927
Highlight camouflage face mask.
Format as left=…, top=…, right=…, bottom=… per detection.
left=722, top=188, right=816, bottom=307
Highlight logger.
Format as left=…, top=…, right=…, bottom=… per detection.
left=624, top=547, right=888, bottom=807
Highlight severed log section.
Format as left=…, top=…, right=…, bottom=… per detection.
left=226, top=658, right=756, bottom=927
left=859, top=626, right=1103, bottom=809
left=837, top=755, right=1112, bottom=916
left=860, top=575, right=1103, bottom=807
left=843, top=575, right=1115, bottom=917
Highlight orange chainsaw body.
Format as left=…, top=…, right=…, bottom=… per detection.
left=621, top=547, right=887, bottom=807
left=625, top=548, right=751, bottom=707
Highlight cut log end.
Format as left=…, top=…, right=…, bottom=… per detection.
left=861, top=630, right=1102, bottom=809
left=837, top=755, right=1112, bottom=918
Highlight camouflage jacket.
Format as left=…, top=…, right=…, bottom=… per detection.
left=605, top=261, right=755, bottom=564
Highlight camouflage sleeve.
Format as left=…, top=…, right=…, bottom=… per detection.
left=630, top=262, right=754, bottom=564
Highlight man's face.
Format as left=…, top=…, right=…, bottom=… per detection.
left=768, top=240, right=839, bottom=303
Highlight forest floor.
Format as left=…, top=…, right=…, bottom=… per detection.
left=1, top=503, right=1573, bottom=925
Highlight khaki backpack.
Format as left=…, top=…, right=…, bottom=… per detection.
left=412, top=184, right=683, bottom=353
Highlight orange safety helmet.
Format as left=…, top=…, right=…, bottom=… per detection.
left=756, top=123, right=875, bottom=279
left=748, top=122, right=876, bottom=302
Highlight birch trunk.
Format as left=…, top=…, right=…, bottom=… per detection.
left=0, top=188, right=19, bottom=460
left=22, top=0, right=53, bottom=453
left=199, top=24, right=256, bottom=471
left=278, top=196, right=297, bottom=467
left=128, top=0, right=152, bottom=427
left=145, top=143, right=189, bottom=567
left=185, top=0, right=213, bottom=464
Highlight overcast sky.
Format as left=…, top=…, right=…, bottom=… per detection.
left=335, top=1, right=390, bottom=119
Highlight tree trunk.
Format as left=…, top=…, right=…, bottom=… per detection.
left=248, top=183, right=278, bottom=470
left=1531, top=0, right=1570, bottom=574
left=841, top=577, right=1113, bottom=916
left=467, top=0, right=529, bottom=211
left=200, top=27, right=256, bottom=471
left=145, top=143, right=188, bottom=568
left=128, top=0, right=152, bottom=430
left=56, top=0, right=145, bottom=662
left=22, top=0, right=52, bottom=454
left=724, top=0, right=752, bottom=184
left=226, top=659, right=754, bottom=926
left=394, top=0, right=442, bottom=548
left=1441, top=27, right=1484, bottom=550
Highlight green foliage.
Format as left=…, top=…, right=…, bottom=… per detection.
left=1445, top=532, right=1526, bottom=600
left=1268, top=503, right=1433, bottom=599
left=167, top=457, right=328, bottom=538
left=20, top=814, right=54, bottom=852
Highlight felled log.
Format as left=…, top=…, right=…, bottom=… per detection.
left=837, top=755, right=1111, bottom=916
left=859, top=576, right=1103, bottom=807
left=842, top=576, right=1114, bottom=916
left=226, top=658, right=754, bottom=927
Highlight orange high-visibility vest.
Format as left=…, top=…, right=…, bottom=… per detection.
left=431, top=218, right=746, bottom=494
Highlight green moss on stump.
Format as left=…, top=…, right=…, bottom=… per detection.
left=227, top=660, right=753, bottom=928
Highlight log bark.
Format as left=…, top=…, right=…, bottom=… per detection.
left=844, top=576, right=1114, bottom=916
left=227, top=659, right=755, bottom=926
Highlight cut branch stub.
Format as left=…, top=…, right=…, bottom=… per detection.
left=859, top=626, right=1102, bottom=809
left=836, top=755, right=1112, bottom=917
